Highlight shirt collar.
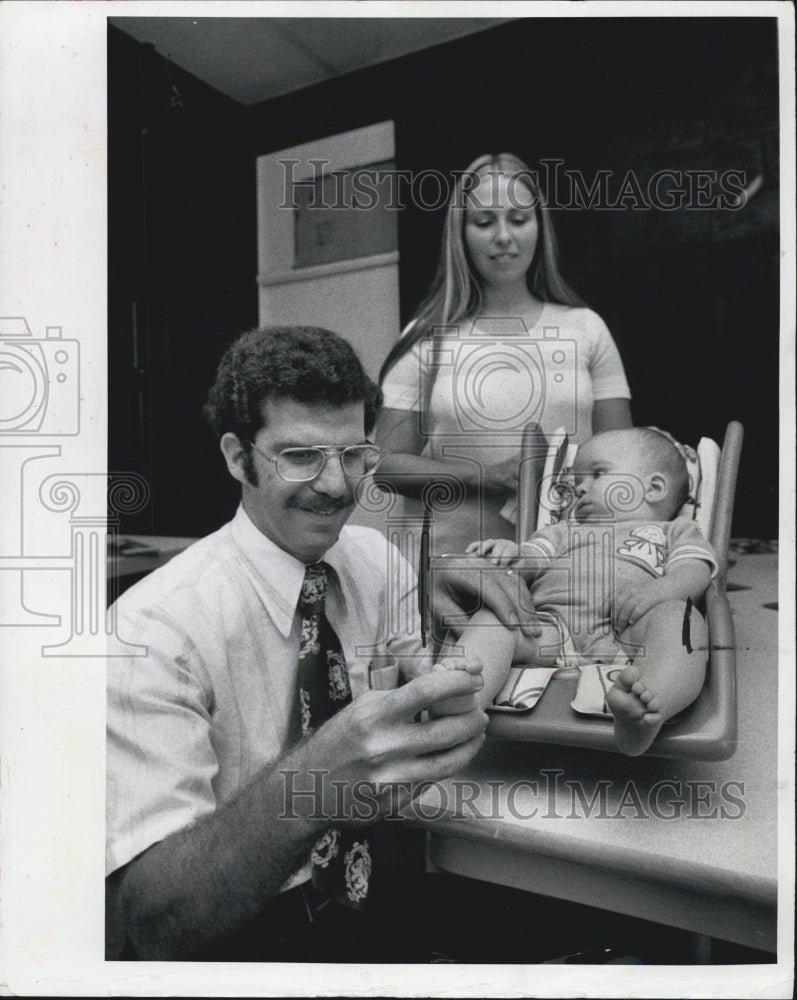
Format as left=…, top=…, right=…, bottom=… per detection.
left=229, top=504, right=348, bottom=637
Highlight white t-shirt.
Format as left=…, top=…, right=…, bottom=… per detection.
left=380, top=304, right=631, bottom=553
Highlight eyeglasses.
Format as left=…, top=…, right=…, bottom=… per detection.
left=247, top=441, right=383, bottom=482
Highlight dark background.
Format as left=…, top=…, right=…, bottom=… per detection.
left=108, top=17, right=780, bottom=539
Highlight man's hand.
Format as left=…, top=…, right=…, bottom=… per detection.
left=431, top=557, right=541, bottom=640
left=297, top=667, right=489, bottom=821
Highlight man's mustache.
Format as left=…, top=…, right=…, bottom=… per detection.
left=289, top=495, right=354, bottom=513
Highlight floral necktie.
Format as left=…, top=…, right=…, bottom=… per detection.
left=298, top=562, right=371, bottom=908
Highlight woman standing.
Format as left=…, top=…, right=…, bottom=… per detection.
left=376, top=152, right=632, bottom=555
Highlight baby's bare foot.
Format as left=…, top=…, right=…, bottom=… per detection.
left=429, top=655, right=484, bottom=716
left=606, top=663, right=663, bottom=756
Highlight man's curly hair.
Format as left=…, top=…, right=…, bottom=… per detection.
left=204, top=325, right=382, bottom=438
left=204, top=326, right=382, bottom=483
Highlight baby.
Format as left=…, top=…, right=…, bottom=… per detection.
left=432, top=428, right=718, bottom=756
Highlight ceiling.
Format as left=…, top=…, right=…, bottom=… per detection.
left=110, top=15, right=514, bottom=106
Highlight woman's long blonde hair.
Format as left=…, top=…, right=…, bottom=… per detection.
left=379, top=152, right=585, bottom=384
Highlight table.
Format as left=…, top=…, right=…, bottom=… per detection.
left=414, top=551, right=779, bottom=954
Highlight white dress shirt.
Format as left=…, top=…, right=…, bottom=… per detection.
left=106, top=504, right=427, bottom=880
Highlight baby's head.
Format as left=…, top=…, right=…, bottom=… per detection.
left=570, top=428, right=689, bottom=522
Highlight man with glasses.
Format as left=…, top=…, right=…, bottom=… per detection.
left=105, top=325, right=523, bottom=962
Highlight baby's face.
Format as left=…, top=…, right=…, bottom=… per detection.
left=570, top=437, right=651, bottom=521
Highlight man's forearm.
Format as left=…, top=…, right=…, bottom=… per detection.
left=112, top=753, right=322, bottom=960
left=109, top=668, right=491, bottom=960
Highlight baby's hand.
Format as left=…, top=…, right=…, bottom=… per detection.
left=465, top=538, right=520, bottom=566
left=613, top=580, right=665, bottom=634
left=429, top=655, right=484, bottom=716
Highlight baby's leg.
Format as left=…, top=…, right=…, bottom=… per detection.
left=606, top=600, right=708, bottom=755
left=431, top=609, right=520, bottom=715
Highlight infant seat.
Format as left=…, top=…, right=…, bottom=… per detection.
left=483, top=421, right=744, bottom=761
